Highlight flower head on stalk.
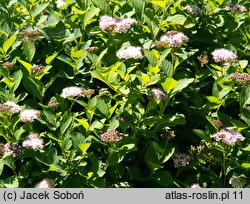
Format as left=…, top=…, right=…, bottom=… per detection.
left=211, top=48, right=237, bottom=63
left=172, top=153, right=191, bottom=168
left=229, top=176, right=247, bottom=188
left=3, top=101, right=21, bottom=114
left=99, top=16, right=137, bottom=33
left=226, top=4, right=247, bottom=12
left=22, top=133, right=43, bottom=150
left=151, top=88, right=166, bottom=99
left=156, top=31, right=189, bottom=48
left=229, top=72, right=250, bottom=85
left=212, top=129, right=245, bottom=145
left=20, top=109, right=41, bottom=122
left=100, top=129, right=124, bottom=143
left=116, top=46, right=143, bottom=60
left=61, top=86, right=84, bottom=98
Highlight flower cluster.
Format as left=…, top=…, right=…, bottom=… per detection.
left=100, top=129, right=124, bottom=143
left=212, top=129, right=245, bottom=145
left=184, top=5, right=202, bottom=15
left=211, top=48, right=237, bottom=63
left=2, top=61, right=15, bottom=68
left=99, top=16, right=137, bottom=33
left=20, top=29, right=40, bottom=41
left=156, top=31, right=189, bottom=47
left=116, top=46, right=143, bottom=59
left=229, top=72, right=250, bottom=85
left=35, top=178, right=55, bottom=188
left=172, top=153, right=191, bottom=168
left=22, top=133, right=43, bottom=150
left=31, top=65, right=45, bottom=74
left=56, top=0, right=67, bottom=9
left=86, top=46, right=99, bottom=53
left=48, top=100, right=59, bottom=109
left=160, top=130, right=176, bottom=140
left=4, top=101, right=21, bottom=113
left=20, top=109, right=41, bottom=122
left=61, top=86, right=84, bottom=98
left=190, top=183, right=201, bottom=188
left=151, top=88, right=166, bottom=99
left=229, top=176, right=247, bottom=188
left=3, top=143, right=22, bottom=157
left=226, top=4, right=247, bottom=12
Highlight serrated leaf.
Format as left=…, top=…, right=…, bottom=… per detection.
left=18, top=58, right=32, bottom=75
left=172, top=78, right=194, bottom=94
left=46, top=52, right=58, bottom=64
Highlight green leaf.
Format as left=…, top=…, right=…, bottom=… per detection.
left=151, top=1, right=166, bottom=8
left=241, top=163, right=250, bottom=169
left=18, top=58, right=32, bottom=75
left=79, top=143, right=91, bottom=153
left=96, top=99, right=109, bottom=117
left=3, top=34, right=17, bottom=54
left=63, top=28, right=82, bottom=44
left=91, top=0, right=111, bottom=15
left=153, top=170, right=173, bottom=187
left=106, top=150, right=126, bottom=166
left=18, top=161, right=33, bottom=179
left=83, top=7, right=100, bottom=29
left=31, top=3, right=49, bottom=17
left=2, top=77, right=15, bottom=89
left=242, top=145, right=250, bottom=152
left=166, top=14, right=187, bottom=25
left=60, top=114, right=73, bottom=135
left=0, top=160, right=4, bottom=175
left=23, top=41, right=36, bottom=62
left=193, top=129, right=212, bottom=142
left=47, top=148, right=58, bottom=165
left=12, top=70, right=23, bottom=91
left=46, top=52, right=58, bottom=64
left=75, top=118, right=89, bottom=131
left=130, top=0, right=145, bottom=19
left=172, top=78, right=194, bottom=94
left=161, top=77, right=179, bottom=94
left=22, top=76, right=43, bottom=101
left=3, top=176, right=19, bottom=188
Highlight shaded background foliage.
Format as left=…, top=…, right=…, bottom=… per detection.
left=0, top=0, right=249, bottom=187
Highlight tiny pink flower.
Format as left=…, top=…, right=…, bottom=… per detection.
left=184, top=5, right=202, bottom=15
left=190, top=183, right=201, bottom=188
left=35, top=178, right=54, bottom=188
left=226, top=4, right=247, bottom=12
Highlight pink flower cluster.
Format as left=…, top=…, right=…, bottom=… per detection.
left=157, top=31, right=189, bottom=47
left=22, top=133, right=43, bottom=150
left=151, top=88, right=166, bottom=99
left=226, top=4, right=247, bottom=12
left=184, top=5, right=202, bottom=15
left=35, top=178, right=55, bottom=188
left=99, top=16, right=137, bottom=33
left=116, top=46, right=143, bottom=59
left=229, top=72, right=250, bottom=85
left=211, top=48, right=237, bottom=63
left=212, top=129, right=245, bottom=145
left=172, top=153, right=191, bottom=168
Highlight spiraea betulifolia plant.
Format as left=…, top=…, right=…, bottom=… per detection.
left=0, top=0, right=249, bottom=188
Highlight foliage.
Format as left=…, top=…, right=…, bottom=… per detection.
left=0, top=0, right=249, bottom=188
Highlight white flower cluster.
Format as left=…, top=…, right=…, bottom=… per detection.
left=99, top=15, right=137, bottom=33
left=56, top=0, right=67, bottom=8
left=35, top=178, right=54, bottom=188
left=61, top=86, right=84, bottom=98
left=211, top=48, right=237, bottom=63
left=20, top=109, right=41, bottom=122
left=116, top=46, right=143, bottom=59
left=3, top=101, right=21, bottom=113
left=22, top=133, right=43, bottom=150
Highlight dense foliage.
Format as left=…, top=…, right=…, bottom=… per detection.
left=0, top=0, right=249, bottom=188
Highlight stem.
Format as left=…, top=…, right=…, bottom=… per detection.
left=222, top=152, right=226, bottom=187
left=159, top=138, right=169, bottom=163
